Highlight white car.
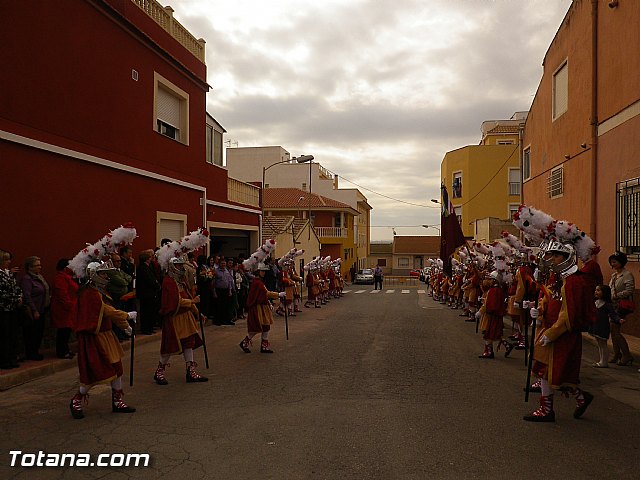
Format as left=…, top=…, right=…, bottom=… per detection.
left=355, top=268, right=375, bottom=285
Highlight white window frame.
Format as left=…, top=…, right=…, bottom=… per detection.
left=552, top=60, right=568, bottom=121
left=508, top=203, right=520, bottom=221
left=154, top=72, right=189, bottom=145
left=508, top=168, right=521, bottom=196
left=523, top=146, right=531, bottom=181
left=497, top=139, right=515, bottom=145
left=205, top=124, right=213, bottom=164
left=454, top=206, right=462, bottom=225
left=398, top=257, right=410, bottom=268
left=548, top=165, right=564, bottom=199
left=452, top=171, right=463, bottom=199
left=156, top=211, right=187, bottom=246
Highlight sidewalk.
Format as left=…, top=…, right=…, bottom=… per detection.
left=0, top=330, right=162, bottom=391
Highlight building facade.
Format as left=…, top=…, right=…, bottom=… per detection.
left=522, top=0, right=640, bottom=336
left=227, top=146, right=372, bottom=269
left=391, top=236, right=441, bottom=276
left=1, top=0, right=260, bottom=275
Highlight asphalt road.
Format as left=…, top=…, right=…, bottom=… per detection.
left=1, top=285, right=639, bottom=479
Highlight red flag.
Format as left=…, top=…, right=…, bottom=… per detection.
left=439, top=185, right=467, bottom=275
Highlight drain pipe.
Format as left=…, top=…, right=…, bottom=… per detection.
left=590, top=0, right=599, bottom=242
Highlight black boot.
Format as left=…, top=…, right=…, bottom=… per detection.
left=186, top=361, right=208, bottom=382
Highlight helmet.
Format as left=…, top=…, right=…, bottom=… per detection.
left=86, top=260, right=115, bottom=289
left=257, top=262, right=270, bottom=271
left=542, top=239, right=577, bottom=276
left=167, top=255, right=187, bottom=281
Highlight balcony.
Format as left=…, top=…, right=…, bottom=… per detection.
left=228, top=177, right=260, bottom=208
left=315, top=227, right=347, bottom=238
left=131, top=0, right=205, bottom=62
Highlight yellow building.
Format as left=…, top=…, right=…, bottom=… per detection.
left=440, top=113, right=525, bottom=238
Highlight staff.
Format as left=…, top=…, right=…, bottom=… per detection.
left=129, top=328, right=135, bottom=387
left=524, top=299, right=538, bottom=402
left=199, top=313, right=210, bottom=369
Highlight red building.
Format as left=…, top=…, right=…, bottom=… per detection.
left=1, top=0, right=261, bottom=275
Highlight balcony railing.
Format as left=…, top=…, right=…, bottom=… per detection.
left=509, top=182, right=521, bottom=196
left=228, top=177, right=260, bottom=208
left=131, top=0, right=205, bottom=62
left=315, top=227, right=347, bottom=238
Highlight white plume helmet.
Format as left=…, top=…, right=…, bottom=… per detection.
left=513, top=205, right=600, bottom=262
left=157, top=228, right=209, bottom=271
left=242, top=239, right=277, bottom=271
left=69, top=223, right=137, bottom=279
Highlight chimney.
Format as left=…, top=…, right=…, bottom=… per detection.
left=333, top=174, right=339, bottom=189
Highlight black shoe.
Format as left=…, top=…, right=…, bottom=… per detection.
left=26, top=354, right=44, bottom=361
left=523, top=385, right=542, bottom=393
left=574, top=391, right=594, bottom=419
left=0, top=364, right=18, bottom=370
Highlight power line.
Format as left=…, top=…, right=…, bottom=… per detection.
left=325, top=172, right=440, bottom=209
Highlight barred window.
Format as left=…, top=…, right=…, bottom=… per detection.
left=547, top=166, right=563, bottom=198
left=617, top=178, right=640, bottom=259
left=523, top=147, right=531, bottom=181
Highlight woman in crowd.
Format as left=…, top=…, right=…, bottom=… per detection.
left=20, top=256, right=50, bottom=361
left=50, top=258, right=77, bottom=359
left=608, top=251, right=635, bottom=366
left=136, top=249, right=161, bottom=335
left=0, top=250, right=22, bottom=369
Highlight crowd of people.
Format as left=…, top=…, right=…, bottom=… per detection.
left=0, top=226, right=348, bottom=419
left=426, top=204, right=638, bottom=423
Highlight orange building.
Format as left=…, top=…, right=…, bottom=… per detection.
left=523, top=0, right=640, bottom=335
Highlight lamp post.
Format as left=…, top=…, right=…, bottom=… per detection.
left=292, top=155, right=315, bottom=240
left=422, top=224, right=441, bottom=234
left=260, top=155, right=313, bottom=244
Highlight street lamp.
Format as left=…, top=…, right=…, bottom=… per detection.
left=422, top=224, right=441, bottom=233
left=291, top=155, right=315, bottom=239
left=260, top=155, right=314, bottom=244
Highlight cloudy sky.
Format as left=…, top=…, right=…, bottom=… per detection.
left=176, top=0, right=572, bottom=241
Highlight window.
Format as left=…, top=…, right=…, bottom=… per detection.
left=508, top=204, right=520, bottom=221
left=454, top=206, right=462, bottom=225
left=509, top=168, right=521, bottom=196
left=398, top=257, right=409, bottom=267
left=156, top=211, right=187, bottom=246
left=523, top=147, right=531, bottom=181
left=452, top=171, right=462, bottom=198
left=301, top=182, right=307, bottom=191
left=344, top=249, right=350, bottom=260
left=547, top=165, right=564, bottom=198
left=553, top=61, right=568, bottom=120
left=205, top=125, right=213, bottom=164
left=213, top=130, right=223, bottom=166
left=378, top=259, right=387, bottom=267
left=617, top=178, right=640, bottom=258
left=334, top=213, right=342, bottom=228
left=497, top=139, right=515, bottom=145
left=154, top=72, right=189, bottom=144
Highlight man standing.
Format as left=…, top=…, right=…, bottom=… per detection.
left=374, top=265, right=383, bottom=290
left=213, top=258, right=235, bottom=325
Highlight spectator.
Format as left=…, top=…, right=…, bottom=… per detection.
left=374, top=265, right=384, bottom=290
left=236, top=263, right=250, bottom=320
left=50, top=258, right=77, bottom=359
left=227, top=258, right=240, bottom=320
left=350, top=265, right=356, bottom=283
left=213, top=258, right=235, bottom=325
left=197, top=255, right=214, bottom=319
left=107, top=254, right=133, bottom=341
left=0, top=250, right=22, bottom=369
left=136, top=249, right=161, bottom=335
left=263, top=256, right=278, bottom=292
left=608, top=251, right=635, bottom=366
left=590, top=284, right=618, bottom=368
left=119, top=246, right=136, bottom=288
left=20, top=255, right=50, bottom=361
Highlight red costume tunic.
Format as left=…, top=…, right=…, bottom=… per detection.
left=533, top=271, right=595, bottom=389
left=245, top=277, right=279, bottom=333
left=306, top=271, right=319, bottom=300
left=74, top=286, right=130, bottom=387
left=159, top=276, right=203, bottom=356
left=479, top=284, right=506, bottom=341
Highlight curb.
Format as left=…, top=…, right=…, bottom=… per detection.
left=0, top=332, right=162, bottom=392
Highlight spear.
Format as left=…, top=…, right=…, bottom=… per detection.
left=524, top=300, right=539, bottom=402
left=199, top=313, right=210, bottom=369
left=129, top=328, right=135, bottom=387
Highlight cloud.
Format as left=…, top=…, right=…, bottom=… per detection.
left=175, top=0, right=572, bottom=240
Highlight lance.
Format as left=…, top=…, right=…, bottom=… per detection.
left=524, top=299, right=539, bottom=403
left=283, top=291, right=289, bottom=340
left=199, top=313, right=210, bottom=369
left=523, top=306, right=529, bottom=367
left=129, top=328, right=135, bottom=387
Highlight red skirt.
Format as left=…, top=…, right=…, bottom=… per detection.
left=77, top=333, right=123, bottom=387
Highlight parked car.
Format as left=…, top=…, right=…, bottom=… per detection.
left=409, top=269, right=421, bottom=278
left=355, top=268, right=375, bottom=284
